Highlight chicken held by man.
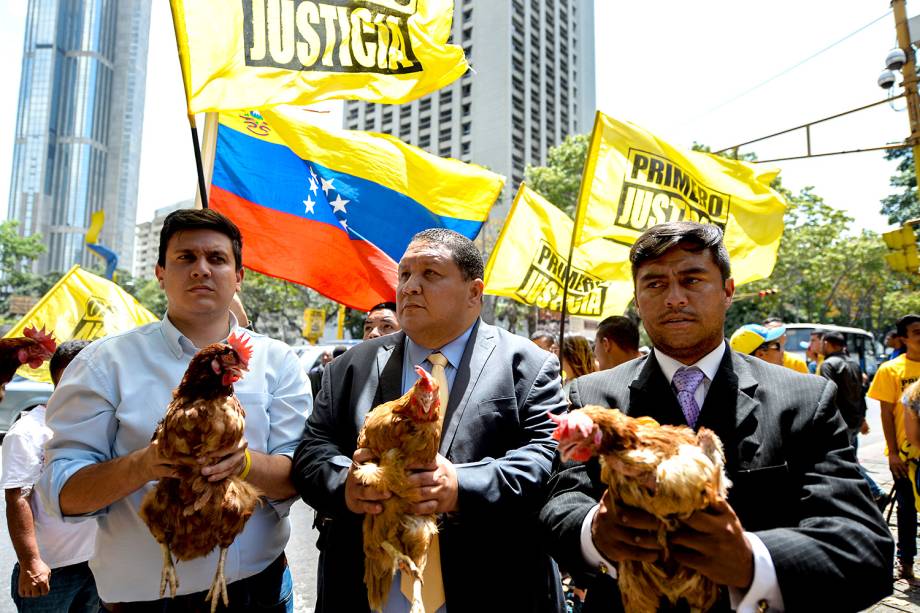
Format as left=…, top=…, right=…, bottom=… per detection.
left=354, top=365, right=442, bottom=613
left=550, top=406, right=729, bottom=613
left=139, top=332, right=261, bottom=613
left=0, top=326, right=57, bottom=398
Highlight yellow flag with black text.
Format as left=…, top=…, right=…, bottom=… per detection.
left=575, top=112, right=786, bottom=285
left=170, top=0, right=468, bottom=114
left=5, top=266, right=158, bottom=383
left=483, top=185, right=634, bottom=320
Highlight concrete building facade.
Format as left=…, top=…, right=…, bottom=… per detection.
left=7, top=0, right=152, bottom=274
left=343, top=0, right=595, bottom=246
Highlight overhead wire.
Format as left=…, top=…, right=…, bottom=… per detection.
left=679, top=11, right=893, bottom=128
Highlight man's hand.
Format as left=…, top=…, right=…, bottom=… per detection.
left=406, top=454, right=459, bottom=515
left=18, top=558, right=50, bottom=598
left=200, top=437, right=248, bottom=482
left=591, top=490, right=663, bottom=563
left=345, top=448, right=391, bottom=515
left=137, top=440, right=182, bottom=482
left=889, top=452, right=909, bottom=480
left=670, top=498, right=754, bottom=589
left=860, top=419, right=870, bottom=436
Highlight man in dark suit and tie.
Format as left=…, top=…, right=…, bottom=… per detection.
left=292, top=228, right=567, bottom=612
left=540, top=222, right=893, bottom=612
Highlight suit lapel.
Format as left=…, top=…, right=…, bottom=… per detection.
left=440, top=319, right=495, bottom=455
left=627, top=352, right=686, bottom=426
left=374, top=332, right=406, bottom=406
left=697, top=347, right=761, bottom=472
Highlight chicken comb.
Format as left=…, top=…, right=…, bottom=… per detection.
left=23, top=325, right=57, bottom=354
left=227, top=332, right=253, bottom=366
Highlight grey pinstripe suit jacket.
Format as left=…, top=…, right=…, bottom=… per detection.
left=540, top=343, right=894, bottom=612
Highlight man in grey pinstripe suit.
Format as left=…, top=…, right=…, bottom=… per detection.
left=540, top=222, right=893, bottom=612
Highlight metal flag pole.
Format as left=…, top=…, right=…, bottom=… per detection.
left=558, top=112, right=602, bottom=364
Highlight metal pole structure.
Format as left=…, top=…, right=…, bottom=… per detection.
left=193, top=113, right=219, bottom=210
left=892, top=0, right=920, bottom=192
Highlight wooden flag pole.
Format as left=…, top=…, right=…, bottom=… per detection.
left=192, top=113, right=219, bottom=210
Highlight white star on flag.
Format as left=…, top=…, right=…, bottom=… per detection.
left=340, top=218, right=348, bottom=230
left=310, top=166, right=318, bottom=180
left=321, top=177, right=335, bottom=195
left=308, top=177, right=318, bottom=195
left=330, top=194, right=350, bottom=214
left=303, top=196, right=316, bottom=214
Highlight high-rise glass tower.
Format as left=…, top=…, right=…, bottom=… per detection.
left=344, top=0, right=596, bottom=246
left=8, top=0, right=151, bottom=274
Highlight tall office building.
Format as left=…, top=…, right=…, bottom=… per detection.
left=344, top=0, right=596, bottom=245
left=8, top=0, right=152, bottom=275
left=133, top=200, right=191, bottom=279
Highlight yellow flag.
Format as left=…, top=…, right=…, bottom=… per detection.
left=483, top=185, right=634, bottom=320
left=575, top=112, right=787, bottom=286
left=170, top=0, right=468, bottom=114
left=5, top=266, right=159, bottom=382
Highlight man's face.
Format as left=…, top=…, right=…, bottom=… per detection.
left=363, top=308, right=400, bottom=340
left=396, top=241, right=483, bottom=348
left=155, top=229, right=242, bottom=322
left=634, top=247, right=734, bottom=364
left=903, top=322, right=920, bottom=356
left=594, top=335, right=633, bottom=370
left=808, top=334, right=824, bottom=356
left=533, top=337, right=557, bottom=353
left=753, top=341, right=784, bottom=366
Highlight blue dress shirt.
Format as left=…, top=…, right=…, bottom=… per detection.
left=38, top=314, right=311, bottom=603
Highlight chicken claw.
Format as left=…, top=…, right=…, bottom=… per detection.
left=160, top=543, right=179, bottom=598
left=205, top=548, right=230, bottom=613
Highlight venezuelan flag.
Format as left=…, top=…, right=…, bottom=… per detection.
left=210, top=108, right=504, bottom=310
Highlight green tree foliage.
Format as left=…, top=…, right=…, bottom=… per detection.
left=880, top=147, right=920, bottom=225
left=724, top=186, right=918, bottom=337
left=524, top=133, right=590, bottom=217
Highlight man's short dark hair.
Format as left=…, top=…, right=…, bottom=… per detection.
left=158, top=209, right=243, bottom=271
left=409, top=228, right=483, bottom=281
left=595, top=316, right=639, bottom=353
left=530, top=330, right=556, bottom=344
left=897, top=314, right=920, bottom=337
left=49, top=339, right=91, bottom=386
left=823, top=331, right=846, bottom=347
left=368, top=302, right=397, bottom=315
left=629, top=222, right=731, bottom=281
left=332, top=345, right=348, bottom=358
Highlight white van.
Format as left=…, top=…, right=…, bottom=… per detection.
left=784, top=323, right=882, bottom=378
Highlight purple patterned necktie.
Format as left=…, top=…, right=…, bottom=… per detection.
left=672, top=366, right=705, bottom=428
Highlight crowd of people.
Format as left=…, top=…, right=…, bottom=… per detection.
left=0, top=210, right=910, bottom=612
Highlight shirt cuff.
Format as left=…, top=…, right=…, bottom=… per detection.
left=580, top=504, right=618, bottom=579
left=728, top=532, right=785, bottom=612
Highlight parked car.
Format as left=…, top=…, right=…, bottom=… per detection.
left=784, top=323, right=882, bottom=378
left=0, top=375, right=53, bottom=436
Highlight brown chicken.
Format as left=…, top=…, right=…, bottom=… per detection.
left=139, top=333, right=261, bottom=613
left=354, top=366, right=442, bottom=613
left=0, top=326, right=57, bottom=392
left=550, top=406, right=730, bottom=613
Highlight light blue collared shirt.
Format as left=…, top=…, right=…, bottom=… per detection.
left=384, top=323, right=476, bottom=613
left=38, top=313, right=311, bottom=603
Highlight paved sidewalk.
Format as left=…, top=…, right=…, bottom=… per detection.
left=862, top=399, right=920, bottom=612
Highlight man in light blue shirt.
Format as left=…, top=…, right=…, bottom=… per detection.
left=39, top=209, right=311, bottom=610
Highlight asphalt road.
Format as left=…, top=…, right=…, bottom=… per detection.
left=0, top=477, right=321, bottom=613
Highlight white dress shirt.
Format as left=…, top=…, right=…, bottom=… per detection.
left=579, top=342, right=785, bottom=612
left=38, top=313, right=311, bottom=603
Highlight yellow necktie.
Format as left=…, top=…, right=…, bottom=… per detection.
left=398, top=352, right=448, bottom=611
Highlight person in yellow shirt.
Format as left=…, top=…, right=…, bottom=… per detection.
left=868, top=313, right=920, bottom=580
left=763, top=317, right=810, bottom=373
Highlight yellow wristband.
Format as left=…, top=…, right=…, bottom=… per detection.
left=239, top=449, right=252, bottom=480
